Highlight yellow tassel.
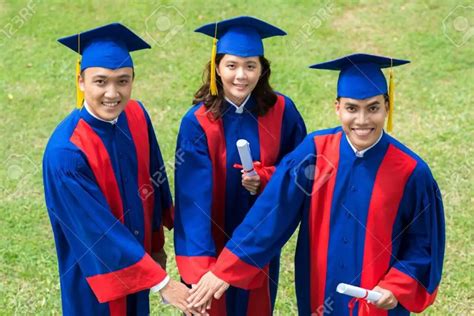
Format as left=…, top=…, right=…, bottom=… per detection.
left=387, top=67, right=394, bottom=133
left=209, top=38, right=218, bottom=96
left=209, top=23, right=218, bottom=96
left=75, top=58, right=84, bottom=108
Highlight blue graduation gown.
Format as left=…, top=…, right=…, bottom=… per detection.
left=174, top=93, right=307, bottom=315
left=212, top=127, right=445, bottom=315
left=43, top=100, right=173, bottom=315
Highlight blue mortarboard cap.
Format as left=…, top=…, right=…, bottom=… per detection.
left=195, top=16, right=286, bottom=57
left=58, top=23, right=151, bottom=71
left=309, top=53, right=410, bottom=99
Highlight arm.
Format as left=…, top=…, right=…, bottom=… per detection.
left=43, top=151, right=167, bottom=303
left=142, top=107, right=174, bottom=267
left=377, top=165, right=445, bottom=312
left=174, top=115, right=217, bottom=284
left=188, top=135, right=316, bottom=306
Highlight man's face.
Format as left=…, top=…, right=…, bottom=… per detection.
left=335, top=95, right=388, bottom=151
left=79, top=67, right=133, bottom=121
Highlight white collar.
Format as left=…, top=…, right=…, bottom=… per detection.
left=83, top=101, right=119, bottom=125
left=346, top=130, right=384, bottom=158
left=225, top=94, right=251, bottom=114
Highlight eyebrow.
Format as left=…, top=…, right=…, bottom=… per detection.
left=344, top=101, right=380, bottom=107
left=91, top=74, right=132, bottom=79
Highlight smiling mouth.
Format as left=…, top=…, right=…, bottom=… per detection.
left=351, top=128, right=375, bottom=137
left=102, top=101, right=120, bottom=108
left=233, top=83, right=248, bottom=89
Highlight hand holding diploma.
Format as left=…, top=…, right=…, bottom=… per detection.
left=336, top=283, right=382, bottom=302
left=337, top=283, right=398, bottom=310
left=236, top=139, right=261, bottom=195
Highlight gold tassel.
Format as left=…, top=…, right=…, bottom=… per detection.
left=75, top=58, right=84, bottom=108
left=209, top=23, right=218, bottom=96
left=387, top=63, right=394, bottom=133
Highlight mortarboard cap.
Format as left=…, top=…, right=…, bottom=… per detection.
left=195, top=15, right=286, bottom=57
left=309, top=53, right=409, bottom=99
left=195, top=16, right=286, bottom=95
left=58, top=23, right=151, bottom=108
left=58, top=22, right=151, bottom=71
left=309, top=53, right=410, bottom=132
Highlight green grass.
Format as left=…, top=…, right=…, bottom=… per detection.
left=1, top=0, right=473, bottom=314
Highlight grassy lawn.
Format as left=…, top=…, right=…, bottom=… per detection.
left=0, top=0, right=472, bottom=314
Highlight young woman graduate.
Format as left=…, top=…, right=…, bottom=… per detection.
left=174, top=16, right=307, bottom=316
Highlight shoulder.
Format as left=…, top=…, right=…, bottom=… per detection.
left=310, top=126, right=344, bottom=138
left=386, top=134, right=434, bottom=181
left=178, top=102, right=208, bottom=137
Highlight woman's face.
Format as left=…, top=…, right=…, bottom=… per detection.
left=216, top=54, right=262, bottom=105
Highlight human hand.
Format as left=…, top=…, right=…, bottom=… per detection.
left=372, top=286, right=398, bottom=310
left=187, top=271, right=229, bottom=309
left=160, top=279, right=201, bottom=315
left=242, top=172, right=260, bottom=194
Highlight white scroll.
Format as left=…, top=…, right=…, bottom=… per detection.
left=236, top=139, right=257, bottom=195
left=336, top=283, right=382, bottom=302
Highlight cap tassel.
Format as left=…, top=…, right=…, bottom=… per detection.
left=75, top=58, right=84, bottom=108
left=387, top=64, right=394, bottom=133
left=209, top=23, right=218, bottom=96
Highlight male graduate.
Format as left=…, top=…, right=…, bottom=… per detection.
left=43, top=23, right=196, bottom=315
left=187, top=53, right=446, bottom=315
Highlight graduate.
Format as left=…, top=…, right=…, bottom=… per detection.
left=187, top=53, right=446, bottom=315
left=43, top=23, right=196, bottom=315
left=174, top=16, right=307, bottom=315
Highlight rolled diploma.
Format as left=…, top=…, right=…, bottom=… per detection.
left=236, top=139, right=257, bottom=195
left=336, top=283, right=382, bottom=302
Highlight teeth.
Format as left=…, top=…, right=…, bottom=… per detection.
left=353, top=128, right=372, bottom=136
left=103, top=102, right=119, bottom=108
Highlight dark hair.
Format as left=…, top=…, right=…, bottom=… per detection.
left=193, top=54, right=278, bottom=119
left=336, top=93, right=389, bottom=105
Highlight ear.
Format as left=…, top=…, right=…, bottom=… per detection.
left=384, top=99, right=389, bottom=117
left=78, top=74, right=85, bottom=92
left=215, top=63, right=221, bottom=77
left=335, top=99, right=341, bottom=115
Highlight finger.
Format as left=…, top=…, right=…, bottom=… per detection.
left=214, top=285, right=227, bottom=300
left=187, top=286, right=205, bottom=304
left=188, top=282, right=208, bottom=301
left=189, top=284, right=198, bottom=294
left=206, top=298, right=212, bottom=310
left=176, top=303, right=191, bottom=316
left=188, top=287, right=210, bottom=307
left=193, top=290, right=214, bottom=308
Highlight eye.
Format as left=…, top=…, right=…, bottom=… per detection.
left=247, top=64, right=256, bottom=70
left=368, top=106, right=379, bottom=113
left=119, top=79, right=129, bottom=85
left=94, top=79, right=105, bottom=86
left=226, top=64, right=235, bottom=70
left=346, top=106, right=356, bottom=113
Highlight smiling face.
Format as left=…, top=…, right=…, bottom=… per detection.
left=79, top=67, right=134, bottom=121
left=216, top=54, right=262, bottom=105
left=336, top=94, right=388, bottom=151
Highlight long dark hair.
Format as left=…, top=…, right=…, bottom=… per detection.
left=193, top=54, right=278, bottom=119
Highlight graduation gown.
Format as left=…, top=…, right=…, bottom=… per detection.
left=174, top=93, right=307, bottom=315
left=43, top=100, right=173, bottom=315
left=212, top=127, right=445, bottom=315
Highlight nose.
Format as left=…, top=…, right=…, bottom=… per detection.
left=235, top=67, right=247, bottom=80
left=104, top=84, right=119, bottom=99
left=356, top=109, right=368, bottom=124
